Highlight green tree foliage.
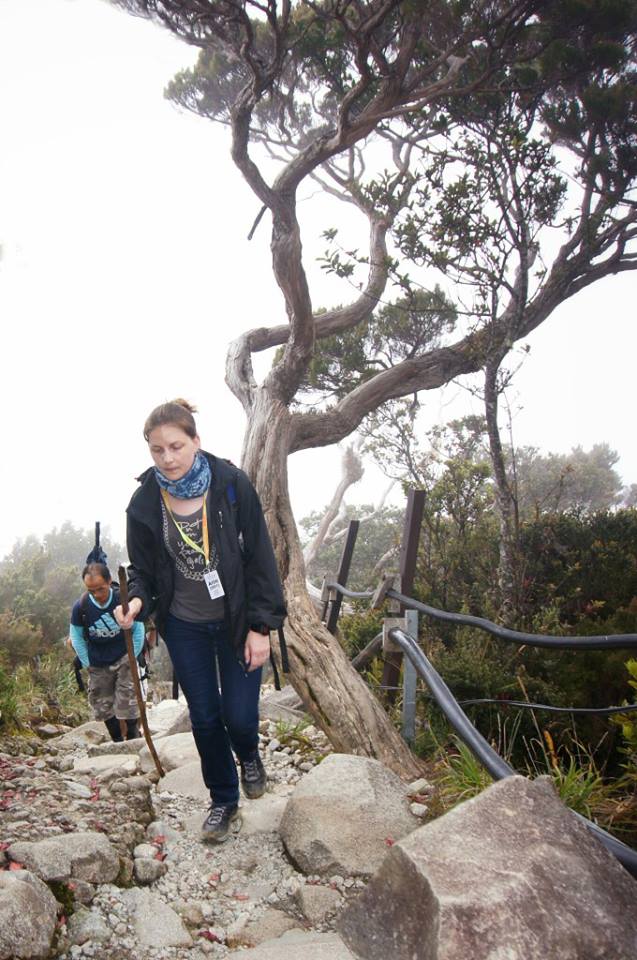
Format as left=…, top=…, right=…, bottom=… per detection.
left=0, top=613, right=43, bottom=670
left=302, top=288, right=457, bottom=401
left=514, top=444, right=624, bottom=516
left=0, top=523, right=122, bottom=731
left=0, top=523, right=124, bottom=646
left=301, top=503, right=404, bottom=591
left=106, top=0, right=637, bottom=770
left=521, top=509, right=637, bottom=625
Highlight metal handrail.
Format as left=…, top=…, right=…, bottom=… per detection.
left=458, top=699, right=637, bottom=716
left=324, top=580, right=637, bottom=649
left=389, top=627, right=637, bottom=880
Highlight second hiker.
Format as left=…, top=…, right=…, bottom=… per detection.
left=70, top=552, right=144, bottom=743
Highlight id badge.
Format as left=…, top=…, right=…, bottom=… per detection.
left=203, top=569, right=225, bottom=600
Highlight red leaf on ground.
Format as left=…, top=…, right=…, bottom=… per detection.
left=384, top=837, right=395, bottom=846
left=154, top=852, right=166, bottom=862
left=232, top=892, right=250, bottom=901
left=198, top=930, right=222, bottom=943
left=151, top=835, right=166, bottom=846
left=8, top=861, right=23, bottom=870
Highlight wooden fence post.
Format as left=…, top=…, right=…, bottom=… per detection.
left=325, top=520, right=360, bottom=635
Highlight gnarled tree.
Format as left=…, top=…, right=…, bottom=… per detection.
left=109, top=0, right=637, bottom=775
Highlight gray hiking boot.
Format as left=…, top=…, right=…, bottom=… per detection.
left=201, top=803, right=240, bottom=842
left=240, top=754, right=267, bottom=799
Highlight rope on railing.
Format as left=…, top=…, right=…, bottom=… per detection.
left=458, top=699, right=637, bottom=716
left=324, top=580, right=637, bottom=649
left=389, top=627, right=637, bottom=880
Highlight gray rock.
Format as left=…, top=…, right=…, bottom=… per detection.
left=87, top=737, right=147, bottom=757
left=280, top=753, right=418, bottom=877
left=68, top=879, right=96, bottom=904
left=139, top=731, right=198, bottom=774
left=146, top=698, right=189, bottom=734
left=227, top=908, right=300, bottom=948
left=264, top=686, right=304, bottom=711
left=295, top=884, right=343, bottom=924
left=121, top=888, right=192, bottom=947
left=339, top=775, right=637, bottom=960
left=36, top=723, right=66, bottom=738
left=73, top=754, right=140, bottom=779
left=232, top=930, right=355, bottom=959
left=159, top=760, right=208, bottom=801
left=241, top=794, right=289, bottom=836
left=0, top=870, right=58, bottom=960
left=55, top=721, right=110, bottom=747
left=67, top=908, right=112, bottom=945
left=133, top=843, right=158, bottom=859
left=146, top=820, right=181, bottom=842
left=134, top=858, right=168, bottom=885
left=64, top=781, right=94, bottom=799
left=406, top=777, right=432, bottom=796
left=260, top=702, right=306, bottom=723
left=9, top=831, right=120, bottom=883
left=161, top=706, right=193, bottom=737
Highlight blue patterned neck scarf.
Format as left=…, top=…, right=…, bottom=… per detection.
left=154, top=450, right=211, bottom=499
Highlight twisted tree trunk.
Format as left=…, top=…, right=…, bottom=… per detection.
left=241, top=395, right=423, bottom=779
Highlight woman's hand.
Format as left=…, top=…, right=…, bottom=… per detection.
left=244, top=630, right=271, bottom=672
left=113, top=596, right=143, bottom=629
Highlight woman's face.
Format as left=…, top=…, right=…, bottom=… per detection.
left=84, top=574, right=111, bottom=606
left=148, top=423, right=201, bottom=481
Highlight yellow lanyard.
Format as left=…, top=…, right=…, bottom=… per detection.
left=161, top=489, right=210, bottom=566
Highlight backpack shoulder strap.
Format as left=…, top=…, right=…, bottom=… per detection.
left=222, top=459, right=239, bottom=511
left=79, top=591, right=90, bottom=642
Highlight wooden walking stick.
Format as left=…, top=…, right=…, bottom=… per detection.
left=118, top=565, right=165, bottom=779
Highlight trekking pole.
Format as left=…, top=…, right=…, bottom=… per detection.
left=117, top=565, right=165, bottom=779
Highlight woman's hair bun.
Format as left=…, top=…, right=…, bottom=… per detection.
left=171, top=398, right=198, bottom=414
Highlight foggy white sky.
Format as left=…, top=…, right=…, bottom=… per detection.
left=0, top=0, right=636, bottom=560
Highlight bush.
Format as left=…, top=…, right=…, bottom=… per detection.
left=0, top=646, right=89, bottom=732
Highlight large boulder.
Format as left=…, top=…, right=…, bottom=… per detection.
left=229, top=930, right=356, bottom=959
left=339, top=775, right=637, bottom=960
left=8, top=831, right=120, bottom=884
left=73, top=753, right=140, bottom=779
left=0, top=870, right=58, bottom=960
left=279, top=753, right=418, bottom=877
left=147, top=698, right=191, bottom=737
left=55, top=720, right=109, bottom=748
left=121, top=888, right=192, bottom=948
left=139, top=731, right=198, bottom=774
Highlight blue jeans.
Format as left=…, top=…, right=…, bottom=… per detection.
left=163, top=614, right=262, bottom=805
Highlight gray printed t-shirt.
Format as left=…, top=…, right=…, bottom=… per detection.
left=161, top=499, right=225, bottom=623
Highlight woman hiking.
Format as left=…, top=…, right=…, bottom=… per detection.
left=114, top=399, right=286, bottom=842
left=70, top=550, right=145, bottom=743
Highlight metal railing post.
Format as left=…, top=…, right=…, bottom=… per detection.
left=402, top=608, right=418, bottom=743
left=325, top=519, right=360, bottom=635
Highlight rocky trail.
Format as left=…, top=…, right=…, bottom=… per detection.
left=0, top=688, right=431, bottom=960
left=3, top=687, right=636, bottom=960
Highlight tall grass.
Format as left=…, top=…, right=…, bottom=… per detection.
left=0, top=648, right=90, bottom=733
